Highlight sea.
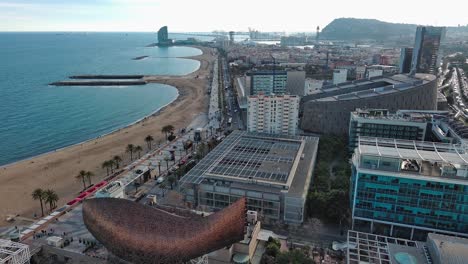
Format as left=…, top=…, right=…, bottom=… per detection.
left=0, top=32, right=204, bottom=166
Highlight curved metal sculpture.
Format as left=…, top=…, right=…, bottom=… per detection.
left=83, top=197, right=246, bottom=264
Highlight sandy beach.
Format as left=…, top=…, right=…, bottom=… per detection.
left=0, top=46, right=216, bottom=227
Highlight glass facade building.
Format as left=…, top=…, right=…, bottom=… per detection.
left=411, top=26, right=446, bottom=75
left=351, top=137, right=468, bottom=241
left=399, top=47, right=413, bottom=74
left=348, top=109, right=435, bottom=152
left=249, top=71, right=288, bottom=95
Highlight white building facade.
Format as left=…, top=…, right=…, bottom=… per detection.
left=333, top=69, right=348, bottom=84
left=247, top=94, right=299, bottom=135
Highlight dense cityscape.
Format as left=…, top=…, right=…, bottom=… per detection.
left=1, top=14, right=468, bottom=264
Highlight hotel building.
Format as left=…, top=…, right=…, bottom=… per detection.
left=351, top=137, right=468, bottom=241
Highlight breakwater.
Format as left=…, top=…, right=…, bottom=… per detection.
left=50, top=80, right=147, bottom=86
left=69, top=75, right=144, bottom=79
left=132, top=56, right=149, bottom=60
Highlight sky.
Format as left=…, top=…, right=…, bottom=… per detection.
left=1, top=0, right=468, bottom=32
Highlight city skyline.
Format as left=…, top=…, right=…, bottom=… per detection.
left=1, top=0, right=468, bottom=32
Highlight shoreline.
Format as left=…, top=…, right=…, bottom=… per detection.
left=0, top=46, right=205, bottom=169
left=0, top=45, right=216, bottom=227
left=0, top=85, right=180, bottom=169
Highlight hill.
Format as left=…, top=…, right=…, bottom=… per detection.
left=320, top=18, right=417, bottom=40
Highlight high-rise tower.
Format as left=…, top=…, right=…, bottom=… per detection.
left=399, top=47, right=414, bottom=74
left=316, top=26, right=320, bottom=42
left=157, top=26, right=173, bottom=46
left=410, top=26, right=445, bottom=75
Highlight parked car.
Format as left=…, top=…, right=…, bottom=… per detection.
left=156, top=177, right=165, bottom=184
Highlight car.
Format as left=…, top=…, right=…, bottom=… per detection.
left=156, top=177, right=165, bottom=184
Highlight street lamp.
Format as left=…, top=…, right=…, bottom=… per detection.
left=158, top=161, right=161, bottom=176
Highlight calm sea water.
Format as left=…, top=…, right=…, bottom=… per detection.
left=0, top=32, right=202, bottom=166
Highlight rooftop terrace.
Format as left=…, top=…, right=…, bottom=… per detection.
left=347, top=231, right=468, bottom=264
left=355, top=137, right=468, bottom=182
left=347, top=230, right=426, bottom=264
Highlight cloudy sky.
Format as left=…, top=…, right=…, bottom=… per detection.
left=1, top=0, right=467, bottom=32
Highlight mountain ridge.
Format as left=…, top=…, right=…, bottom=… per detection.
left=320, top=18, right=468, bottom=40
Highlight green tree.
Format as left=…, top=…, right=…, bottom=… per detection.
left=102, top=161, right=111, bottom=175
left=135, top=145, right=143, bottom=159
left=265, top=243, right=280, bottom=257
left=85, top=171, right=95, bottom=186
left=144, top=135, right=154, bottom=150
left=160, top=182, right=167, bottom=197
left=167, top=132, right=176, bottom=142
left=161, top=125, right=175, bottom=140
left=32, top=188, right=45, bottom=217
left=43, top=189, right=59, bottom=211
left=113, top=155, right=122, bottom=169
left=76, top=170, right=88, bottom=190
left=164, top=156, right=170, bottom=169
left=168, top=175, right=176, bottom=190
left=108, top=160, right=116, bottom=173
left=276, top=249, right=314, bottom=264
left=126, top=144, right=135, bottom=161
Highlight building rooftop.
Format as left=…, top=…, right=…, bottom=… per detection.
left=248, top=70, right=287, bottom=76
left=357, top=137, right=468, bottom=166
left=347, top=231, right=468, bottom=264
left=347, top=230, right=426, bottom=264
left=0, top=239, right=30, bottom=264
left=351, top=109, right=448, bottom=123
left=427, top=233, right=468, bottom=264
left=355, top=137, right=468, bottom=183
left=180, top=131, right=318, bottom=193
left=303, top=74, right=436, bottom=102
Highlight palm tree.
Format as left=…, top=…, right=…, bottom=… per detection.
left=126, top=144, right=135, bottom=160
left=144, top=135, right=154, bottom=150
left=161, top=125, right=175, bottom=140
left=107, top=160, right=116, bottom=173
left=43, top=189, right=59, bottom=211
left=113, top=155, right=122, bottom=169
left=135, top=145, right=143, bottom=159
left=85, top=171, right=94, bottom=186
left=32, top=188, right=45, bottom=217
left=76, top=170, right=88, bottom=190
left=102, top=161, right=111, bottom=175
left=168, top=175, right=176, bottom=190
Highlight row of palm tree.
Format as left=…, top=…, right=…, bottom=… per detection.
left=31, top=188, right=59, bottom=217
left=144, top=135, right=154, bottom=150
left=126, top=144, right=143, bottom=161
left=76, top=170, right=94, bottom=191
left=102, top=156, right=122, bottom=175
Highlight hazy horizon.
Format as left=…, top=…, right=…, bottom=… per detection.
left=1, top=0, right=468, bottom=32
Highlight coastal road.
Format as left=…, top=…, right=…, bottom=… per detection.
left=221, top=57, right=244, bottom=131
